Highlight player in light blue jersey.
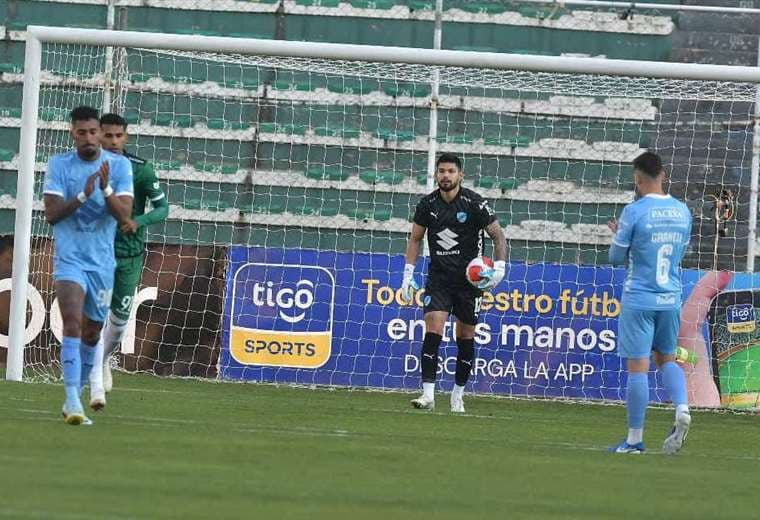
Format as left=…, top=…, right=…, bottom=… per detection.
left=43, top=106, right=134, bottom=425
left=607, top=152, right=692, bottom=455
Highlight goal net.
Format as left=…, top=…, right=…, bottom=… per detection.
left=10, top=29, right=760, bottom=409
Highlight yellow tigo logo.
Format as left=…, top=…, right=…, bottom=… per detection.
left=726, top=304, right=757, bottom=334
left=228, top=263, right=335, bottom=369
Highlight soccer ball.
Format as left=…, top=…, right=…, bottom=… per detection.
left=466, top=256, right=494, bottom=287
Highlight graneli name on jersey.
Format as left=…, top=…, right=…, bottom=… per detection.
left=649, top=207, right=683, bottom=220
left=651, top=232, right=683, bottom=244
left=435, top=249, right=461, bottom=256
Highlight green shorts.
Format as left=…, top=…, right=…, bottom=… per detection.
left=110, top=254, right=144, bottom=321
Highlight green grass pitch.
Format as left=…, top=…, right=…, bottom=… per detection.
left=1, top=373, right=759, bottom=519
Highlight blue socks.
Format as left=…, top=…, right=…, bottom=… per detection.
left=61, top=336, right=82, bottom=406
left=80, top=342, right=96, bottom=393
left=659, top=361, right=688, bottom=408
left=626, top=372, right=649, bottom=430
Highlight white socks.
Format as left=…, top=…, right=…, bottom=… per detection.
left=422, top=382, right=435, bottom=400
left=626, top=428, right=643, bottom=445
left=90, top=337, right=105, bottom=390
left=451, top=384, right=465, bottom=401
left=676, top=404, right=690, bottom=419
left=103, top=313, right=129, bottom=359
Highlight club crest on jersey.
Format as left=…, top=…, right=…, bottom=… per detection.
left=456, top=212, right=468, bottom=223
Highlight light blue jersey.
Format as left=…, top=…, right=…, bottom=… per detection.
left=609, top=193, right=692, bottom=310
left=43, top=149, right=133, bottom=272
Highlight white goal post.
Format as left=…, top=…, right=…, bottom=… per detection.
left=7, top=27, right=760, bottom=402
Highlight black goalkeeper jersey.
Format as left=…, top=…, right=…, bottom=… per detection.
left=413, top=187, right=497, bottom=284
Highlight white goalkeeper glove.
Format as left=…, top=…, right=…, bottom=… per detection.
left=477, top=260, right=506, bottom=290
left=401, top=263, right=420, bottom=303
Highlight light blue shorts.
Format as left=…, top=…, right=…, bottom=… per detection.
left=54, top=262, right=114, bottom=323
left=617, top=307, right=680, bottom=359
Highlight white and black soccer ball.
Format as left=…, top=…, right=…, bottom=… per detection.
left=465, top=256, right=494, bottom=287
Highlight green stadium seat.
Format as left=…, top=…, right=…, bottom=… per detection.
left=475, top=176, right=497, bottom=189
left=204, top=200, right=232, bottom=212
left=373, top=208, right=392, bottom=221
left=219, top=78, right=259, bottom=90
left=0, top=107, right=21, bottom=118
left=184, top=198, right=202, bottom=210
left=152, top=115, right=193, bottom=128
left=408, top=0, right=433, bottom=9
left=327, top=80, right=375, bottom=96
left=517, top=5, right=566, bottom=20
left=374, top=129, right=416, bottom=141
left=0, top=148, right=14, bottom=162
left=130, top=73, right=155, bottom=83
left=304, top=166, right=351, bottom=182
left=290, top=201, right=321, bottom=216
left=499, top=179, right=519, bottom=190
left=344, top=207, right=372, bottom=220
left=123, top=112, right=141, bottom=125
left=271, top=80, right=313, bottom=91
left=384, top=83, right=430, bottom=98
left=441, top=135, right=474, bottom=145
left=360, top=170, right=406, bottom=186
left=5, top=22, right=28, bottom=31
left=318, top=201, right=341, bottom=217
left=349, top=0, right=395, bottom=9
left=207, top=120, right=251, bottom=131
left=458, top=3, right=506, bottom=14
left=39, top=108, right=68, bottom=122
left=155, top=160, right=182, bottom=171
left=194, top=162, right=239, bottom=175
left=0, top=63, right=22, bottom=74
left=252, top=198, right=286, bottom=214
left=295, top=0, right=340, bottom=6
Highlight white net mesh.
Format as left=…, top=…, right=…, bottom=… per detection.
left=17, top=39, right=760, bottom=407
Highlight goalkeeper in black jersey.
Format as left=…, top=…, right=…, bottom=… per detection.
left=401, top=153, right=507, bottom=413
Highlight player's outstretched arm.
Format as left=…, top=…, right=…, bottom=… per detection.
left=43, top=172, right=98, bottom=225
left=401, top=223, right=425, bottom=302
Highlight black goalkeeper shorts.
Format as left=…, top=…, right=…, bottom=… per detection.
left=423, top=277, right=483, bottom=326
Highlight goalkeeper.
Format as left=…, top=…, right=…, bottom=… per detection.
left=89, top=113, right=169, bottom=410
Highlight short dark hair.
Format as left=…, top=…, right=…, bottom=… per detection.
left=70, top=105, right=99, bottom=124
left=436, top=153, right=462, bottom=171
left=100, top=113, right=127, bottom=129
left=632, top=152, right=663, bottom=178
left=0, top=235, right=13, bottom=255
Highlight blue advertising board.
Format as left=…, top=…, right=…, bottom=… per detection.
left=220, top=246, right=760, bottom=404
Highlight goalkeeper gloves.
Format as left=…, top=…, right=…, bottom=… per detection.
left=401, top=263, right=420, bottom=303
left=477, top=260, right=506, bottom=290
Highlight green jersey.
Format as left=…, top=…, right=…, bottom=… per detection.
left=113, top=152, right=169, bottom=258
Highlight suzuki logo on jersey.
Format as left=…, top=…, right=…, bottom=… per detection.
left=251, top=280, right=315, bottom=323
left=227, top=261, right=335, bottom=369
left=436, top=228, right=459, bottom=251
left=726, top=304, right=757, bottom=334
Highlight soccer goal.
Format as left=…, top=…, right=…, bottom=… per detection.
left=6, top=26, right=760, bottom=408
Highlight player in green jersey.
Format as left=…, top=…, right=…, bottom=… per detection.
left=89, top=113, right=169, bottom=410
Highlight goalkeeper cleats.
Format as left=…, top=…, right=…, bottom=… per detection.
left=410, top=394, right=435, bottom=411
left=450, top=395, right=466, bottom=414
left=662, top=412, right=691, bottom=455
left=609, top=441, right=645, bottom=454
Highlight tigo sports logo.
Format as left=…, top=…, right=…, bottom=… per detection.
left=251, top=280, right=315, bottom=323
left=726, top=304, right=757, bottom=334
left=228, top=263, right=335, bottom=368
